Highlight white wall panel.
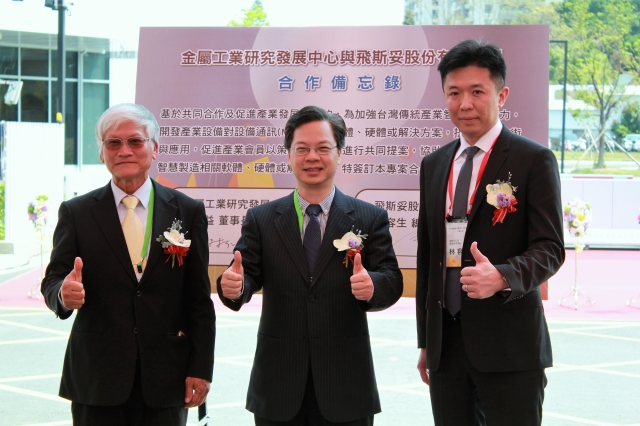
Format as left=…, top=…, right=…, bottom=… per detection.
left=4, top=122, right=65, bottom=256
left=560, top=176, right=640, bottom=248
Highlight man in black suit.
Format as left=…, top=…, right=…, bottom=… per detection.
left=41, top=103, right=215, bottom=426
left=415, top=40, right=564, bottom=425
left=218, top=106, right=403, bottom=425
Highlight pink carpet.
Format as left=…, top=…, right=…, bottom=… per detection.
left=0, top=267, right=48, bottom=308
left=3, top=250, right=640, bottom=322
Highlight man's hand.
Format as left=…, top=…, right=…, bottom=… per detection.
left=417, top=348, right=430, bottom=385
left=460, top=242, right=507, bottom=299
left=350, top=253, right=373, bottom=301
left=184, top=377, right=210, bottom=408
left=220, top=250, right=243, bottom=299
left=61, top=257, right=84, bottom=309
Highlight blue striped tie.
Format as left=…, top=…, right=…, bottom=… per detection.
left=303, top=204, right=322, bottom=278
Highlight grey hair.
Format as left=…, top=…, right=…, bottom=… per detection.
left=95, top=103, right=160, bottom=151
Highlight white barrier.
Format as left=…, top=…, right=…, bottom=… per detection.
left=561, top=175, right=640, bottom=249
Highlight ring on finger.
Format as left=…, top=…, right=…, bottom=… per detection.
left=464, top=284, right=468, bottom=292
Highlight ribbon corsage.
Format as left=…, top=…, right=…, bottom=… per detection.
left=156, top=220, right=191, bottom=267
left=333, top=227, right=367, bottom=267
left=486, top=173, right=518, bottom=226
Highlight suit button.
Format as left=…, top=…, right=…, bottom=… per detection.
left=303, top=335, right=309, bottom=342
left=133, top=328, right=138, bottom=334
left=136, top=291, right=141, bottom=297
left=438, top=301, right=442, bottom=308
left=308, top=295, right=315, bottom=302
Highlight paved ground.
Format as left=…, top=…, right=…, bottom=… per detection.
left=1, top=250, right=639, bottom=426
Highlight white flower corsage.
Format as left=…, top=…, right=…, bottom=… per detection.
left=333, top=227, right=367, bottom=267
left=486, top=173, right=518, bottom=226
left=156, top=220, right=191, bottom=267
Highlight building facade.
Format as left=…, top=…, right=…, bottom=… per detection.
left=0, top=29, right=110, bottom=166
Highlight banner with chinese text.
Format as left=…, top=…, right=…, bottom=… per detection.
left=136, top=25, right=549, bottom=267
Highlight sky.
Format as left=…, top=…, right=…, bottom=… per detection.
left=1, top=0, right=405, bottom=47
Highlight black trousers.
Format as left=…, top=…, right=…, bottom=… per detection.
left=71, top=360, right=188, bottom=426
left=429, top=311, right=547, bottom=426
left=254, top=366, right=374, bottom=426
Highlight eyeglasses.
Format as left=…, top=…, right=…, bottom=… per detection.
left=102, top=137, right=150, bottom=151
left=292, top=145, right=338, bottom=156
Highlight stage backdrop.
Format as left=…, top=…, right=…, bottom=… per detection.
left=136, top=25, right=549, bottom=270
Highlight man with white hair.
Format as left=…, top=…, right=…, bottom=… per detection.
left=42, top=103, right=215, bottom=426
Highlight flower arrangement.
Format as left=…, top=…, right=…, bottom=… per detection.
left=486, top=173, right=518, bottom=226
left=563, top=197, right=592, bottom=252
left=333, top=227, right=367, bottom=267
left=27, top=195, right=49, bottom=236
left=156, top=219, right=191, bottom=267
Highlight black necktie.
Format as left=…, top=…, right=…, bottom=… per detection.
left=446, top=146, right=480, bottom=316
left=303, top=204, right=322, bottom=278
left=452, top=146, right=480, bottom=217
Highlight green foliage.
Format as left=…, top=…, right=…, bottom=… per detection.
left=612, top=102, right=640, bottom=140
left=496, top=0, right=567, bottom=83
left=554, top=0, right=639, bottom=168
left=0, top=181, right=4, bottom=240
left=403, top=9, right=416, bottom=25
left=403, top=0, right=416, bottom=25
left=497, top=0, right=640, bottom=168
left=228, top=0, right=270, bottom=27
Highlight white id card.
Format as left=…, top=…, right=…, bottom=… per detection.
left=445, top=219, right=467, bottom=267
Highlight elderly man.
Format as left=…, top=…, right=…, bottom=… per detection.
left=42, top=103, right=215, bottom=426
left=416, top=40, right=564, bottom=425
left=218, top=105, right=403, bottom=426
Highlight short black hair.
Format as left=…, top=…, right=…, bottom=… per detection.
left=284, top=105, right=346, bottom=150
left=437, top=39, right=506, bottom=91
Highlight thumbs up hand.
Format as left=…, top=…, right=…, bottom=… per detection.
left=61, top=257, right=85, bottom=309
left=350, top=253, right=373, bottom=301
left=221, top=250, right=244, bottom=299
left=460, top=242, right=507, bottom=299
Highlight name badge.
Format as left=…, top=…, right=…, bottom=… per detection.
left=445, top=218, right=467, bottom=267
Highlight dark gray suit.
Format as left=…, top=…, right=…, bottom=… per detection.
left=42, top=180, right=215, bottom=408
left=217, top=188, right=403, bottom=423
left=416, top=126, right=564, bottom=424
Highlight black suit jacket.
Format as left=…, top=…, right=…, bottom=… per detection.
left=217, top=188, right=403, bottom=423
left=416, top=126, right=564, bottom=373
left=42, top=180, right=215, bottom=408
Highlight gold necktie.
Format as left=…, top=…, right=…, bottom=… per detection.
left=122, top=196, right=144, bottom=273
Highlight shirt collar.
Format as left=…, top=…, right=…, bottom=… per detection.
left=456, top=120, right=503, bottom=159
left=298, top=186, right=335, bottom=215
left=111, top=178, right=152, bottom=209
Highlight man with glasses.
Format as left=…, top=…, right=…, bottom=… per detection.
left=218, top=105, right=403, bottom=426
left=42, top=103, right=215, bottom=426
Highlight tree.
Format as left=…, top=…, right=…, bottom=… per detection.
left=403, top=8, right=416, bottom=25
left=555, top=0, right=639, bottom=168
left=496, top=0, right=566, bottom=83
left=612, top=102, right=640, bottom=140
left=228, top=0, right=270, bottom=27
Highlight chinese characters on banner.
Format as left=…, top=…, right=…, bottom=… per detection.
left=136, top=25, right=549, bottom=267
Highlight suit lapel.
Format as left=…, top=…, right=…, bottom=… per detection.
left=467, top=127, right=510, bottom=225
left=90, top=183, right=138, bottom=285
left=311, top=189, right=354, bottom=287
left=274, top=194, right=311, bottom=284
left=139, top=181, right=177, bottom=287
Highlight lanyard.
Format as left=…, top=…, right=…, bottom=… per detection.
left=137, top=184, right=154, bottom=272
left=446, top=137, right=498, bottom=216
left=293, top=188, right=303, bottom=236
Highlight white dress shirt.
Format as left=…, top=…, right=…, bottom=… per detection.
left=445, top=120, right=503, bottom=216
